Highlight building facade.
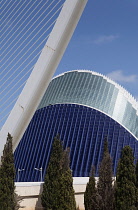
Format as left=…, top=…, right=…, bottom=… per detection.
left=14, top=70, right=138, bottom=182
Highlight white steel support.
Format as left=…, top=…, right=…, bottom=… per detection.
left=0, top=0, right=88, bottom=158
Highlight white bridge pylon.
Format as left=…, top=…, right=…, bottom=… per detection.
left=0, top=0, right=88, bottom=158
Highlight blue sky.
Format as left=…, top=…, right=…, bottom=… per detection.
left=56, top=0, right=138, bottom=100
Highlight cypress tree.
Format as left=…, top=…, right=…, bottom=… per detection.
left=135, top=160, right=138, bottom=208
left=136, top=160, right=138, bottom=188
left=115, top=146, right=136, bottom=210
left=97, top=139, right=115, bottom=210
left=0, top=133, right=16, bottom=210
left=84, top=166, right=99, bottom=210
left=41, top=135, right=76, bottom=210
left=59, top=148, right=76, bottom=210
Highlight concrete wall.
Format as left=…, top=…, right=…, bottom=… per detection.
left=15, top=177, right=89, bottom=210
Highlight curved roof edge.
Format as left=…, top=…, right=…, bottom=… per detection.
left=43, top=103, right=138, bottom=140
left=53, top=70, right=138, bottom=113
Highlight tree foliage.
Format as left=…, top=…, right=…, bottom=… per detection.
left=136, top=160, right=138, bottom=188
left=135, top=160, right=138, bottom=208
left=41, top=135, right=76, bottom=210
left=97, top=139, right=115, bottom=210
left=0, top=133, right=16, bottom=210
left=115, top=146, right=137, bottom=210
left=59, top=148, right=76, bottom=210
left=84, top=139, right=114, bottom=210
left=84, top=166, right=99, bottom=210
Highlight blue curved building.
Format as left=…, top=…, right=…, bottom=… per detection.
left=14, top=70, right=138, bottom=182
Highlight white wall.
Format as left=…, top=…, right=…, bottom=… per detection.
left=15, top=178, right=89, bottom=210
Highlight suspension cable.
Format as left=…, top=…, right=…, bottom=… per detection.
left=1, top=0, right=51, bottom=53
left=1, top=0, right=31, bottom=33
left=1, top=0, right=62, bottom=70
left=0, top=17, right=57, bottom=87
left=0, top=0, right=65, bottom=127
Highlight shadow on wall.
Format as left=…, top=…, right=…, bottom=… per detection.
left=34, top=184, right=85, bottom=210
left=35, top=183, right=43, bottom=210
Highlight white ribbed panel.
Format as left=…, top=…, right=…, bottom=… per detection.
left=0, top=0, right=88, bottom=158
left=112, top=92, right=127, bottom=122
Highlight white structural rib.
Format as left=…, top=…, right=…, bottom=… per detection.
left=0, top=0, right=88, bottom=158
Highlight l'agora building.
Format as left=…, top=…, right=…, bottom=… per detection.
left=14, top=70, right=138, bottom=182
